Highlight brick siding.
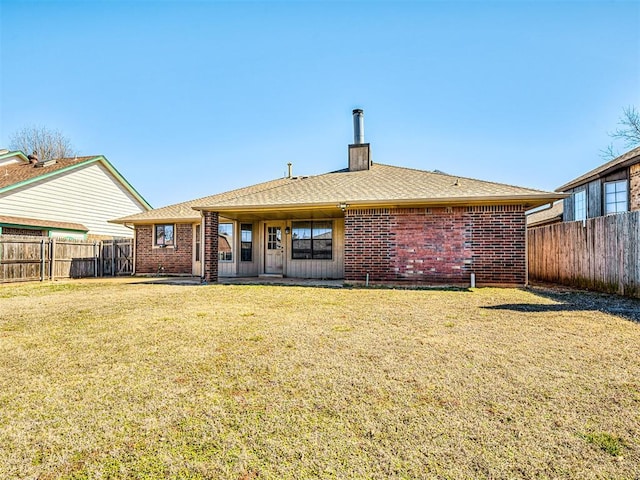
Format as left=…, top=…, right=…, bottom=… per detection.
left=135, top=224, right=194, bottom=274
left=203, top=212, right=219, bottom=282
left=630, top=163, right=640, bottom=211
left=344, top=206, right=526, bottom=286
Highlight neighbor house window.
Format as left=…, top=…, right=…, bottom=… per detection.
left=291, top=221, right=332, bottom=260
left=574, top=190, right=586, bottom=221
left=240, top=224, right=253, bottom=261
left=155, top=224, right=174, bottom=247
left=604, top=180, right=628, bottom=214
left=218, top=223, right=233, bottom=261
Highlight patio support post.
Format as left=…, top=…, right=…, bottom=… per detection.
left=203, top=211, right=219, bottom=283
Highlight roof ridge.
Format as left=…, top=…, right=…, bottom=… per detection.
left=373, top=163, right=549, bottom=193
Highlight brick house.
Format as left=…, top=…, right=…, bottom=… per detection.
left=558, top=145, right=640, bottom=222
left=113, top=110, right=562, bottom=286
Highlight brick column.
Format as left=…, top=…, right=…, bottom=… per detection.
left=203, top=211, right=219, bottom=283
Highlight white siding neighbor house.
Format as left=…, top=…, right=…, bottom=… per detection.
left=0, top=150, right=151, bottom=238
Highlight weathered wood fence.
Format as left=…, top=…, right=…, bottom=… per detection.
left=528, top=211, right=640, bottom=298
left=0, top=235, right=134, bottom=283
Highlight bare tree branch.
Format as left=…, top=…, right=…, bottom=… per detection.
left=8, top=125, right=77, bottom=162
left=599, top=143, right=619, bottom=161
left=611, top=106, right=640, bottom=149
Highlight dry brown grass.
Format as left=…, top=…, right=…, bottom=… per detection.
left=0, top=278, right=639, bottom=479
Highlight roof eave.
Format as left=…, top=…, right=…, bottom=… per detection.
left=193, top=193, right=568, bottom=213
left=110, top=215, right=201, bottom=225
left=556, top=150, right=640, bottom=192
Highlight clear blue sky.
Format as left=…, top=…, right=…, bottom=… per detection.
left=1, top=0, right=639, bottom=207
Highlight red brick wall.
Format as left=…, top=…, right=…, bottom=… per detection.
left=630, top=163, right=640, bottom=211
left=135, top=224, right=194, bottom=274
left=203, top=212, right=219, bottom=282
left=344, top=206, right=526, bottom=286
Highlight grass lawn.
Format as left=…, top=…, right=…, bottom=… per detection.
left=1, top=279, right=639, bottom=479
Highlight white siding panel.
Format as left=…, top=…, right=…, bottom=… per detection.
left=0, top=163, right=147, bottom=237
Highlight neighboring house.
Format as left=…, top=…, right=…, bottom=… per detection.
left=526, top=201, right=564, bottom=228
left=557, top=146, right=640, bottom=222
left=113, top=111, right=563, bottom=286
left=0, top=149, right=151, bottom=238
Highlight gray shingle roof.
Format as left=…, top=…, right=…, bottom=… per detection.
left=194, top=163, right=561, bottom=210
left=114, top=163, right=563, bottom=224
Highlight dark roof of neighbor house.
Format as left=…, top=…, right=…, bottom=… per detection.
left=0, top=151, right=152, bottom=209
left=114, top=163, right=563, bottom=224
left=556, top=145, right=640, bottom=192
left=526, top=201, right=563, bottom=228
left=0, top=214, right=88, bottom=232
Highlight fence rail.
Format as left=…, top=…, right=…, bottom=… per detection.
left=0, top=235, right=133, bottom=283
left=528, top=211, right=640, bottom=298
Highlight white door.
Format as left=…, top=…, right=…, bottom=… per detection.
left=264, top=223, right=283, bottom=274
left=193, top=224, right=201, bottom=276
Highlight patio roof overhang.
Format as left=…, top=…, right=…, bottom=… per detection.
left=192, top=193, right=567, bottom=222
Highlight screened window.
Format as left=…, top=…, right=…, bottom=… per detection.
left=155, top=224, right=174, bottom=247
left=604, top=180, right=628, bottom=214
left=218, top=223, right=233, bottom=261
left=291, top=221, right=332, bottom=260
left=240, top=224, right=253, bottom=262
left=574, top=190, right=586, bottom=222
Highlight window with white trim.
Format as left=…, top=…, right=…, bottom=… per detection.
left=154, top=224, right=174, bottom=247
left=574, top=190, right=586, bottom=221
left=604, top=180, right=628, bottom=214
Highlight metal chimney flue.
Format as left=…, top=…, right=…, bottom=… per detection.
left=353, top=109, right=364, bottom=144
left=348, top=108, right=370, bottom=172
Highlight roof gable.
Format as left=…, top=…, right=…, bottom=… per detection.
left=0, top=153, right=151, bottom=210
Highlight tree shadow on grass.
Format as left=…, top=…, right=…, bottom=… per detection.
left=483, top=286, right=640, bottom=323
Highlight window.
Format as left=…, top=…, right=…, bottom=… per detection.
left=291, top=220, right=332, bottom=260
left=195, top=224, right=201, bottom=262
left=241, top=224, right=253, bottom=261
left=574, top=190, right=586, bottom=222
left=604, top=180, right=628, bottom=214
left=218, top=223, right=233, bottom=261
left=155, top=224, right=174, bottom=247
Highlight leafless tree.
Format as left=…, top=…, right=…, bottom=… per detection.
left=601, top=106, right=640, bottom=160
left=8, top=125, right=77, bottom=162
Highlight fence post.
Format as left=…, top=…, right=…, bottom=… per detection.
left=111, top=241, right=116, bottom=277
left=50, top=238, right=55, bottom=281
left=94, top=241, right=99, bottom=278
left=40, top=238, right=47, bottom=282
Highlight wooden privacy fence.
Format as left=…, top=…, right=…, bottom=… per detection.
left=528, top=211, right=640, bottom=298
left=0, top=235, right=134, bottom=283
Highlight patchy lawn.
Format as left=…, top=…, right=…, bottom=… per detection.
left=0, top=279, right=639, bottom=479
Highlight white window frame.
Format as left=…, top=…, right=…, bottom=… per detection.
left=604, top=180, right=628, bottom=214
left=574, top=190, right=586, bottom=222
left=154, top=224, right=175, bottom=248
left=218, top=222, right=234, bottom=262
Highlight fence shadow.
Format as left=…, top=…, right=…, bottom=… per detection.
left=482, top=286, right=640, bottom=323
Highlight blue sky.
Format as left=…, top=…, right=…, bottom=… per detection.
left=1, top=0, right=639, bottom=207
